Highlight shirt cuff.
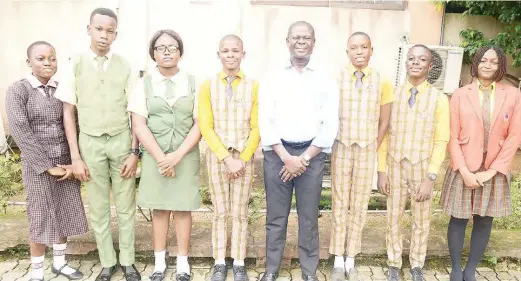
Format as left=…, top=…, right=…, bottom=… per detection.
left=310, top=138, right=333, bottom=150
left=427, top=163, right=441, bottom=175
left=215, top=147, right=231, bottom=162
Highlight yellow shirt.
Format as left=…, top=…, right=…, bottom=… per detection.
left=346, top=64, right=394, bottom=106
left=198, top=70, right=260, bottom=162
left=377, top=80, right=450, bottom=174
left=477, top=79, right=495, bottom=120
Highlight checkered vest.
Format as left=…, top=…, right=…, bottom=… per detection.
left=388, top=83, right=439, bottom=164
left=336, top=67, right=382, bottom=148
left=209, top=75, right=254, bottom=152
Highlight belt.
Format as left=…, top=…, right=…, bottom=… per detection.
left=281, top=139, right=313, bottom=149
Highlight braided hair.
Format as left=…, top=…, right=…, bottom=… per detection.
left=470, top=46, right=507, bottom=82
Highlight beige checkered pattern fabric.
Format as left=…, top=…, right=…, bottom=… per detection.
left=206, top=149, right=254, bottom=260
left=329, top=140, right=377, bottom=257
left=336, top=68, right=381, bottom=148
left=386, top=158, right=432, bottom=269
left=210, top=76, right=254, bottom=152
left=388, top=84, right=439, bottom=164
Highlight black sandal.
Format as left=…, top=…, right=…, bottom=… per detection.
left=51, top=264, right=84, bottom=280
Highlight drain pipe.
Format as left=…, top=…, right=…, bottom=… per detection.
left=439, top=2, right=446, bottom=45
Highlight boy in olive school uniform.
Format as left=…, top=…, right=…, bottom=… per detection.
left=55, top=8, right=141, bottom=281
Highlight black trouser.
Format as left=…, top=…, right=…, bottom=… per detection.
left=263, top=144, right=326, bottom=277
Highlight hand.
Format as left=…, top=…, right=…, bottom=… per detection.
left=283, top=156, right=306, bottom=175
left=47, top=167, right=66, bottom=177
left=160, top=166, right=176, bottom=178
left=120, top=154, right=138, bottom=179
left=71, top=159, right=90, bottom=182
left=224, top=156, right=245, bottom=180
left=461, top=170, right=480, bottom=189
left=475, top=169, right=497, bottom=186
left=415, top=178, right=434, bottom=202
left=279, top=166, right=300, bottom=182
left=56, top=164, right=75, bottom=181
left=377, top=172, right=390, bottom=196
left=157, top=151, right=183, bottom=171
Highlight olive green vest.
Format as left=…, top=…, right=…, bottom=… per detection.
left=73, top=53, right=131, bottom=136
left=143, top=74, right=199, bottom=157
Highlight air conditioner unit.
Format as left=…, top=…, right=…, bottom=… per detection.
left=394, top=45, right=464, bottom=95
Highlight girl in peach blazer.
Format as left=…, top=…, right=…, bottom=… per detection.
left=441, top=46, right=521, bottom=281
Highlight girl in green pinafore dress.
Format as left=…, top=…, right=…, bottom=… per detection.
left=128, top=30, right=200, bottom=281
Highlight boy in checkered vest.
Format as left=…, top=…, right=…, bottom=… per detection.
left=377, top=45, right=450, bottom=281
left=198, top=34, right=260, bottom=281
left=329, top=32, right=394, bottom=281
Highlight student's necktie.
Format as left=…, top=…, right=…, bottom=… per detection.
left=408, top=87, right=418, bottom=108
left=482, top=87, right=491, bottom=152
left=95, top=56, right=108, bottom=73
left=39, top=85, right=50, bottom=97
left=226, top=76, right=237, bottom=99
left=354, top=71, right=364, bottom=89
left=165, top=79, right=176, bottom=99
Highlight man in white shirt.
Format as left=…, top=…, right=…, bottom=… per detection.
left=259, top=21, right=339, bottom=281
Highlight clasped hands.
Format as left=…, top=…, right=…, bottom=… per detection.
left=157, top=151, right=183, bottom=178
left=279, top=155, right=309, bottom=183
left=461, top=168, right=497, bottom=189
left=377, top=172, right=434, bottom=202
left=223, top=154, right=246, bottom=180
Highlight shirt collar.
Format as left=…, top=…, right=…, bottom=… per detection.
left=218, top=69, right=244, bottom=80
left=285, top=58, right=316, bottom=72
left=26, top=73, right=57, bottom=88
left=88, top=47, right=112, bottom=61
left=477, top=79, right=495, bottom=91
left=347, top=63, right=372, bottom=76
left=405, top=79, right=429, bottom=94
left=151, top=67, right=185, bottom=84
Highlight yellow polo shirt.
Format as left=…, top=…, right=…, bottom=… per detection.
left=198, top=70, right=260, bottom=162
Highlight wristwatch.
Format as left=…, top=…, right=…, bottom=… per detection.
left=129, top=148, right=141, bottom=156
left=427, top=173, right=437, bottom=181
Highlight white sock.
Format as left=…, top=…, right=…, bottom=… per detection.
left=177, top=255, right=190, bottom=274
left=215, top=259, right=226, bottom=265
left=233, top=260, right=245, bottom=267
left=154, top=249, right=167, bottom=273
left=334, top=256, right=345, bottom=269
left=53, top=243, right=76, bottom=274
left=31, top=255, right=45, bottom=279
left=345, top=256, right=355, bottom=271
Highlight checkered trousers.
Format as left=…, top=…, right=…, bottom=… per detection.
left=206, top=149, right=254, bottom=260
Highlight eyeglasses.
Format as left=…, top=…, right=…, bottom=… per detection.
left=154, top=45, right=179, bottom=53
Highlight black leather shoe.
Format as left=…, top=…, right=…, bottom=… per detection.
left=177, top=272, right=191, bottom=281
left=260, top=272, right=278, bottom=281
left=150, top=268, right=167, bottom=281
left=51, top=264, right=84, bottom=280
left=302, top=275, right=319, bottom=281
left=95, top=266, right=117, bottom=281
left=233, top=265, right=249, bottom=281
left=211, top=264, right=228, bottom=281
left=122, top=264, right=142, bottom=281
